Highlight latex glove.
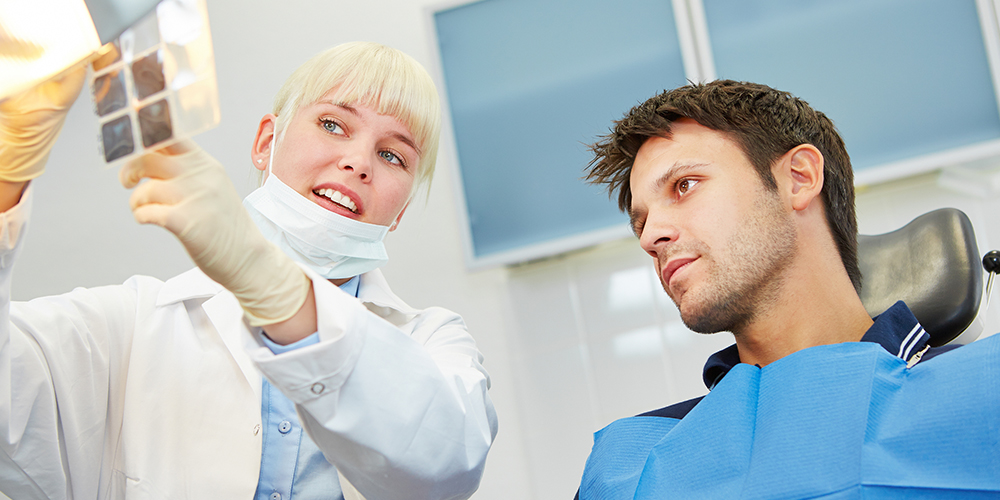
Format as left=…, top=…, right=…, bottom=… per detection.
left=121, top=140, right=310, bottom=326
left=0, top=67, right=86, bottom=182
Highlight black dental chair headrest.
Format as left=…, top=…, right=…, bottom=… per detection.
left=857, top=208, right=982, bottom=347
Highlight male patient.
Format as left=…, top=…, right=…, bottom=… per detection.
left=576, top=80, right=1000, bottom=498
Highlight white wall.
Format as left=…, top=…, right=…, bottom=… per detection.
left=14, top=1, right=1000, bottom=499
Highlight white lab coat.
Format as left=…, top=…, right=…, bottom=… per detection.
left=0, top=187, right=497, bottom=500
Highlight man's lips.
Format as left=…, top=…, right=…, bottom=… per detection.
left=662, top=256, right=697, bottom=290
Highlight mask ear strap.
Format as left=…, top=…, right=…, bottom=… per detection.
left=267, top=137, right=275, bottom=177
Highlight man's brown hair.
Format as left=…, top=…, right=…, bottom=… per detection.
left=586, top=80, right=860, bottom=291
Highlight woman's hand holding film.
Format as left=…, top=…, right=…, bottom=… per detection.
left=120, top=141, right=310, bottom=326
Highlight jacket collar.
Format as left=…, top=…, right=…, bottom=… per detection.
left=356, top=268, right=420, bottom=325
left=157, top=267, right=419, bottom=322
left=702, top=301, right=927, bottom=390
left=154, top=267, right=261, bottom=399
left=156, top=267, right=224, bottom=306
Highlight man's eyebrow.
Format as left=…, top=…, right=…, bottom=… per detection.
left=652, top=162, right=708, bottom=191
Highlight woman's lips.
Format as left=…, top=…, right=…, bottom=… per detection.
left=311, top=183, right=363, bottom=219
left=314, top=187, right=357, bottom=213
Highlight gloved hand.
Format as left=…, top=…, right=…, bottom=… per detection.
left=0, top=67, right=86, bottom=182
left=120, top=140, right=311, bottom=326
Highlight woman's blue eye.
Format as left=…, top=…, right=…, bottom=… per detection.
left=321, top=119, right=343, bottom=134
left=380, top=150, right=404, bottom=167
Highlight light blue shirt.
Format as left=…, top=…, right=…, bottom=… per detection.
left=254, top=276, right=360, bottom=500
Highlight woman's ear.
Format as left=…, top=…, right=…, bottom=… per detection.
left=251, top=114, right=278, bottom=172
left=783, top=144, right=824, bottom=212
left=389, top=203, right=410, bottom=232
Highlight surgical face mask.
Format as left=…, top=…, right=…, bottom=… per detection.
left=242, top=140, right=390, bottom=279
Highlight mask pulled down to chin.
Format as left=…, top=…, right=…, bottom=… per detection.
left=242, top=173, right=389, bottom=280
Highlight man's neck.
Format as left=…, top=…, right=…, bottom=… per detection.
left=732, top=247, right=873, bottom=368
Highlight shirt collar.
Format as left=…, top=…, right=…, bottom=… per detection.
left=701, top=301, right=927, bottom=390
left=356, top=268, right=420, bottom=319
left=339, top=275, right=360, bottom=298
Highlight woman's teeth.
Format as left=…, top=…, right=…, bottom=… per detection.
left=315, top=188, right=357, bottom=213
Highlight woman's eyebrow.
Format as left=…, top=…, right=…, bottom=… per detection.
left=314, top=100, right=420, bottom=154
left=393, top=133, right=421, bottom=155
left=315, top=100, right=359, bottom=115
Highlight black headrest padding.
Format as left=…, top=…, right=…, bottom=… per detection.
left=858, top=208, right=982, bottom=346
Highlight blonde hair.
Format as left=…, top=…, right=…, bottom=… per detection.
left=269, top=42, right=441, bottom=193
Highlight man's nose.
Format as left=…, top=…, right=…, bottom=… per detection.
left=638, top=211, right=679, bottom=259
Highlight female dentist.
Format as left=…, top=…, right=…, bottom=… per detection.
left=0, top=42, right=496, bottom=500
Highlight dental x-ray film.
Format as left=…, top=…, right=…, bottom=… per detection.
left=88, top=0, right=219, bottom=166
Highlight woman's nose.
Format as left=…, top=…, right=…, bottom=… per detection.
left=340, top=149, right=372, bottom=181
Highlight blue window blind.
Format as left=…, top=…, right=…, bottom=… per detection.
left=435, top=0, right=687, bottom=266
left=704, top=0, right=1000, bottom=176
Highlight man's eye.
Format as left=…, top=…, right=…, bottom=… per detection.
left=677, top=178, right=698, bottom=195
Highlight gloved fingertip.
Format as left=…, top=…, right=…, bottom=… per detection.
left=130, top=204, right=168, bottom=228
left=119, top=161, right=139, bottom=188
left=159, top=138, right=198, bottom=156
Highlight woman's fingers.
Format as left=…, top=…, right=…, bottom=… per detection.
left=127, top=177, right=192, bottom=236
left=120, top=148, right=187, bottom=188
left=156, top=138, right=198, bottom=155
left=128, top=177, right=179, bottom=211
left=130, top=202, right=173, bottom=228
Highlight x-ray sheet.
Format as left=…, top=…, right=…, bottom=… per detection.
left=89, top=0, right=218, bottom=166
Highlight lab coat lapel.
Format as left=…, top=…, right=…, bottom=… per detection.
left=160, top=267, right=262, bottom=400
left=357, top=269, right=419, bottom=326
left=202, top=292, right=262, bottom=401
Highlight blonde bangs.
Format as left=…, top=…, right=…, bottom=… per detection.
left=272, top=42, right=440, bottom=192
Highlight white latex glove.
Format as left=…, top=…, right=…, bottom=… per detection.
left=120, top=140, right=311, bottom=326
left=0, top=67, right=86, bottom=182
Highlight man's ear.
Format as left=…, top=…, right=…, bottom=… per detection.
left=781, top=144, right=824, bottom=212
left=251, top=114, right=278, bottom=172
